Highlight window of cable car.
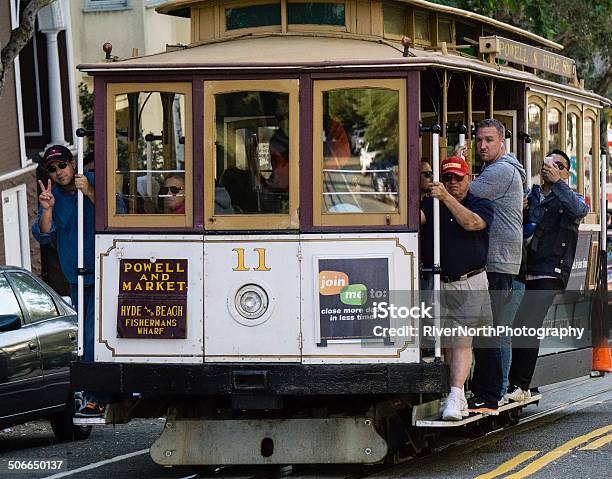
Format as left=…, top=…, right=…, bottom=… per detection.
left=287, top=2, right=345, bottom=26
left=583, top=118, right=594, bottom=209
left=313, top=79, right=407, bottom=226
left=566, top=112, right=579, bottom=191
left=225, top=3, right=281, bottom=31
left=107, top=84, right=192, bottom=228
left=204, top=80, right=299, bottom=230
left=383, top=4, right=406, bottom=38
left=548, top=108, right=561, bottom=151
left=414, top=12, right=431, bottom=45
left=528, top=104, right=543, bottom=186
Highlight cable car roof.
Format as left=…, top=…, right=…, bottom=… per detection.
left=77, top=34, right=609, bottom=106
left=156, top=0, right=564, bottom=51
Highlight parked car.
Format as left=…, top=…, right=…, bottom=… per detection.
left=0, top=266, right=91, bottom=441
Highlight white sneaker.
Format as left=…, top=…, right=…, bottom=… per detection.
left=442, top=396, right=466, bottom=421
left=498, top=396, right=509, bottom=407
left=505, top=385, right=531, bottom=403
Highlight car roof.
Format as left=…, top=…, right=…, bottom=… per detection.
left=0, top=265, right=31, bottom=273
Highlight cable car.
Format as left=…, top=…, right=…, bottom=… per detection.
left=71, top=0, right=610, bottom=466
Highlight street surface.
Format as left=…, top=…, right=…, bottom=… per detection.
left=0, top=374, right=609, bottom=479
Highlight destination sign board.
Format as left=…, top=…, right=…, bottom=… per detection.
left=479, top=36, right=576, bottom=79
left=117, top=259, right=188, bottom=339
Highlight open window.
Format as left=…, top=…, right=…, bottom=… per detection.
left=106, top=83, right=193, bottom=228
left=312, top=79, right=407, bottom=227
left=204, top=79, right=299, bottom=230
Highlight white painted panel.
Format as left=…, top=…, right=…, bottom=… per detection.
left=2, top=189, right=21, bottom=266
left=95, top=235, right=204, bottom=363
left=2, top=184, right=30, bottom=270
left=300, top=233, right=420, bottom=364
left=204, top=235, right=300, bottom=362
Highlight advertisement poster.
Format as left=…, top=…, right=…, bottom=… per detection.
left=318, top=257, right=389, bottom=341
left=116, top=259, right=188, bottom=339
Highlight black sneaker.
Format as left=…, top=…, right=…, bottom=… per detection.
left=75, top=401, right=105, bottom=418
left=467, top=396, right=499, bottom=414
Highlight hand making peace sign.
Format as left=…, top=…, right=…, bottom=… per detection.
left=38, top=179, right=55, bottom=210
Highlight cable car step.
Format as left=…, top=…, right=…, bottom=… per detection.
left=412, top=394, right=542, bottom=427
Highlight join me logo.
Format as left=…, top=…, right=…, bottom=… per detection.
left=318, top=270, right=368, bottom=305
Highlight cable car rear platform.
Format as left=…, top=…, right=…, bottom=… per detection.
left=412, top=394, right=542, bottom=428
left=71, top=361, right=449, bottom=397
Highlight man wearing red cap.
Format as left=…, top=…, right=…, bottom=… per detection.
left=421, top=157, right=495, bottom=420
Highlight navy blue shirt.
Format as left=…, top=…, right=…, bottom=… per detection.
left=421, top=192, right=494, bottom=277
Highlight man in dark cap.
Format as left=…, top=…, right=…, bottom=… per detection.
left=32, top=145, right=105, bottom=417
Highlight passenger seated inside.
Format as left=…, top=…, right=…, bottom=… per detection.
left=160, top=174, right=185, bottom=214
left=220, top=167, right=258, bottom=213
left=261, top=129, right=289, bottom=194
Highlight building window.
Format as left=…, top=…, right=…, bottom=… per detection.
left=106, top=83, right=193, bottom=229
left=84, top=0, right=131, bottom=12
left=414, top=12, right=431, bottom=45
left=313, top=79, right=407, bottom=227
left=287, top=2, right=345, bottom=26
left=225, top=3, right=281, bottom=30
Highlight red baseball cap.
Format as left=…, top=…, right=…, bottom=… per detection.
left=42, top=145, right=72, bottom=168
left=441, top=157, right=469, bottom=176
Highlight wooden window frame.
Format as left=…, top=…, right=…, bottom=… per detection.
left=312, top=78, right=407, bottom=227
left=583, top=108, right=599, bottom=219
left=106, top=82, right=193, bottom=229
left=566, top=103, right=582, bottom=194
left=546, top=97, right=565, bottom=153
left=286, top=0, right=350, bottom=33
left=203, top=79, right=300, bottom=230
left=436, top=16, right=455, bottom=46
left=527, top=93, right=546, bottom=185
left=220, top=0, right=282, bottom=37
left=382, top=2, right=407, bottom=41
left=412, top=10, right=432, bottom=47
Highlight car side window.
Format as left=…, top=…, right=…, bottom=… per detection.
left=8, top=272, right=58, bottom=323
left=0, top=275, right=24, bottom=321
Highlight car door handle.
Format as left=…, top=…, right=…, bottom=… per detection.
left=28, top=341, right=39, bottom=351
left=69, top=332, right=77, bottom=341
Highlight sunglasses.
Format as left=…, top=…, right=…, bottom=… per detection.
left=420, top=171, right=433, bottom=178
left=441, top=173, right=465, bottom=183
left=159, top=185, right=183, bottom=195
left=47, top=162, right=68, bottom=173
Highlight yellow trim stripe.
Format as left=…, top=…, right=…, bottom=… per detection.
left=580, top=433, right=612, bottom=451
left=474, top=451, right=540, bottom=479
left=503, top=424, right=612, bottom=479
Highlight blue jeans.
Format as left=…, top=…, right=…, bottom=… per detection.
left=70, top=284, right=107, bottom=406
left=501, top=280, right=526, bottom=395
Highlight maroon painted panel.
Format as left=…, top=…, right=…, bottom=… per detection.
left=192, top=78, right=205, bottom=230
left=299, top=74, right=314, bottom=230
left=116, top=259, right=188, bottom=339
left=407, top=70, right=421, bottom=231
left=94, top=76, right=107, bottom=231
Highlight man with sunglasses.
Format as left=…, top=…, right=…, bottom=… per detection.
left=32, top=145, right=106, bottom=417
left=505, top=149, right=588, bottom=402
left=421, top=157, right=494, bottom=420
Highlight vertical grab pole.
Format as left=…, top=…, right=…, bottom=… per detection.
left=431, top=124, right=442, bottom=359
left=145, top=133, right=153, bottom=197
left=505, top=129, right=512, bottom=154
left=76, top=133, right=84, bottom=358
left=524, top=135, right=532, bottom=190
left=601, top=148, right=607, bottom=253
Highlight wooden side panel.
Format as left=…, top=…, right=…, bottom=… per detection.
left=355, top=0, right=371, bottom=36
left=198, top=6, right=216, bottom=42
left=370, top=0, right=383, bottom=37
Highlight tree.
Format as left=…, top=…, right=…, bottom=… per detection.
left=433, top=0, right=612, bottom=99
left=0, top=0, right=57, bottom=97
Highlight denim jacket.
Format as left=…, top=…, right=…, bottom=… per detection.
left=525, top=181, right=588, bottom=286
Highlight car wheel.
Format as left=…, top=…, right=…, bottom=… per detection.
left=50, top=392, right=92, bottom=442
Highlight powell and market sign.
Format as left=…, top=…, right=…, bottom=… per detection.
left=479, top=36, right=576, bottom=79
